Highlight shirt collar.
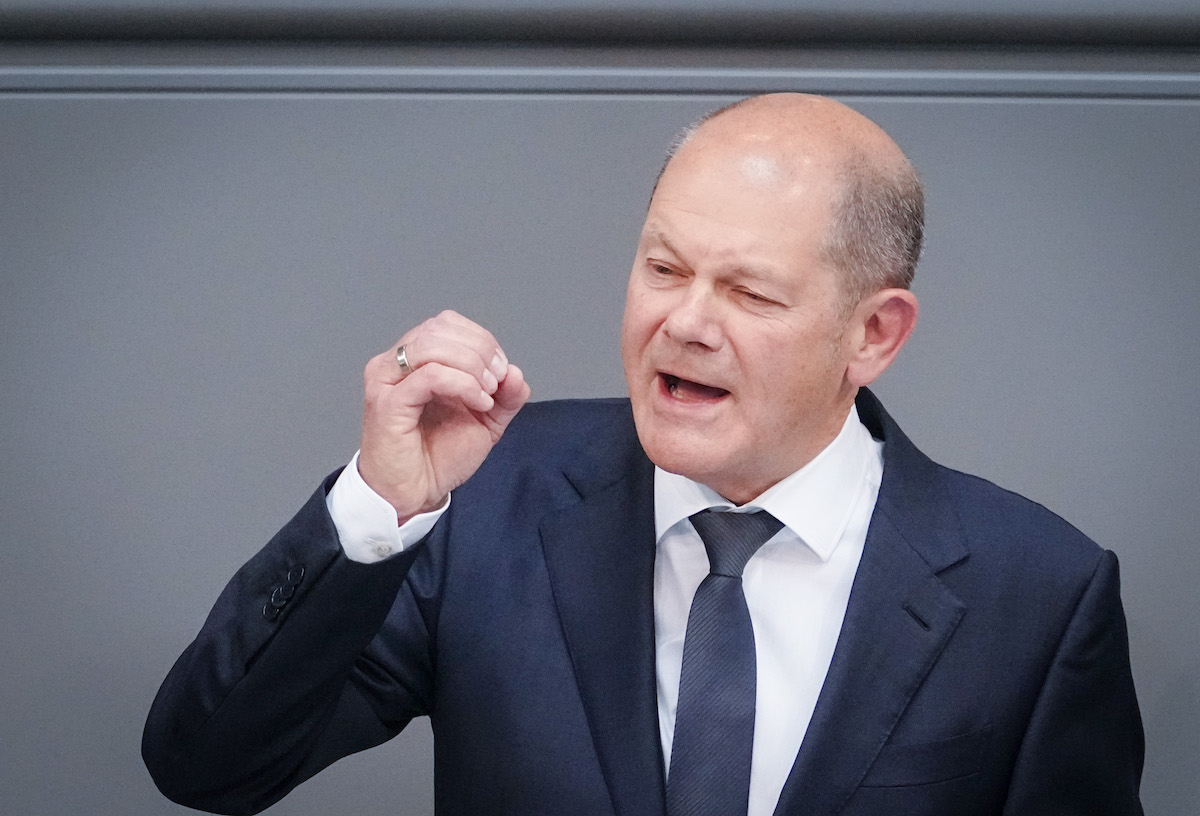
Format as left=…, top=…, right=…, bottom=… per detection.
left=653, top=404, right=879, bottom=562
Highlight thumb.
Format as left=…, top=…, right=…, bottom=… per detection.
left=484, top=364, right=531, bottom=435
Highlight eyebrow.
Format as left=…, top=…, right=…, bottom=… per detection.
left=641, top=227, right=682, bottom=261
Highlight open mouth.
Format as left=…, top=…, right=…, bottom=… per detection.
left=661, top=373, right=730, bottom=402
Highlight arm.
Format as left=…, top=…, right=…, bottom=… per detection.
left=1002, top=550, right=1145, bottom=815
left=143, top=311, right=531, bottom=814
left=142, top=473, right=429, bottom=814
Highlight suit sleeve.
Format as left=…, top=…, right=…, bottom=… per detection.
left=1002, top=550, right=1145, bottom=815
left=142, top=471, right=437, bottom=816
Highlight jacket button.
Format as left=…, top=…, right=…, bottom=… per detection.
left=262, top=603, right=280, bottom=622
left=271, top=585, right=294, bottom=608
left=287, top=566, right=305, bottom=587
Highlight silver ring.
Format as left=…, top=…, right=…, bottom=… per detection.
left=396, top=344, right=413, bottom=376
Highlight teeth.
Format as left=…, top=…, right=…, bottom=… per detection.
left=665, top=374, right=679, bottom=394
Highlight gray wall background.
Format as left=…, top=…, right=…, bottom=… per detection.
left=2, top=7, right=1198, bottom=815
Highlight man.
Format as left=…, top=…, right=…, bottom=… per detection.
left=144, top=94, right=1144, bottom=815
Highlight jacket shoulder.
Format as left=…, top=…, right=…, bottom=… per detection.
left=938, top=463, right=1106, bottom=576
left=863, top=387, right=1104, bottom=580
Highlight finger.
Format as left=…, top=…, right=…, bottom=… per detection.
left=408, top=310, right=501, bottom=358
left=429, top=308, right=497, bottom=339
left=417, top=311, right=509, bottom=373
left=412, top=315, right=509, bottom=377
left=366, top=348, right=412, bottom=389
left=399, top=321, right=510, bottom=384
left=387, top=339, right=494, bottom=389
left=367, top=336, right=499, bottom=395
left=484, top=364, right=531, bottom=431
left=397, top=336, right=506, bottom=394
left=395, top=362, right=496, bottom=414
left=395, top=343, right=415, bottom=379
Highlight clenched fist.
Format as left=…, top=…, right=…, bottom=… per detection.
left=357, top=311, right=531, bottom=522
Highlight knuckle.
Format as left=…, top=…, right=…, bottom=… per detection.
left=415, top=315, right=439, bottom=336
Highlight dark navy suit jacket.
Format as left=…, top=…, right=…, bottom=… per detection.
left=143, top=390, right=1144, bottom=815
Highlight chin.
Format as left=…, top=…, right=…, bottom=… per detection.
left=635, top=424, right=726, bottom=483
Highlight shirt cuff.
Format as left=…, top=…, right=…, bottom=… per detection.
left=325, top=451, right=450, bottom=564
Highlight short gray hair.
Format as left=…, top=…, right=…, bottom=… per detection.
left=821, top=151, right=924, bottom=307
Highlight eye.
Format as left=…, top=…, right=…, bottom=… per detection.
left=645, top=262, right=685, bottom=284
left=736, top=288, right=772, bottom=304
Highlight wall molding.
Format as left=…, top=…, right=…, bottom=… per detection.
left=3, top=63, right=1200, bottom=100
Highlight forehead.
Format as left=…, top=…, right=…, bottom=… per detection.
left=657, top=128, right=840, bottom=215
left=643, top=142, right=839, bottom=270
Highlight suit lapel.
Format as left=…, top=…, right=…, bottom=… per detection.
left=773, top=391, right=969, bottom=816
left=534, top=392, right=968, bottom=816
left=539, top=412, right=666, bottom=816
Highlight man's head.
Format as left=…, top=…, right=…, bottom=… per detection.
left=621, top=93, right=922, bottom=504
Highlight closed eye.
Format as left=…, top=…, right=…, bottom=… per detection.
left=736, top=288, right=779, bottom=306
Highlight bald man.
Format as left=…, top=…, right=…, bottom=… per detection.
left=145, top=95, right=1144, bottom=816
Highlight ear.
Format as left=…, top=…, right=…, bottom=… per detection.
left=844, top=288, right=919, bottom=387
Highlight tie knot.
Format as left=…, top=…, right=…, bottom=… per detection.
left=689, top=509, right=783, bottom=577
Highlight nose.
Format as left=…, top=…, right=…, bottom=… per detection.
left=662, top=284, right=723, bottom=350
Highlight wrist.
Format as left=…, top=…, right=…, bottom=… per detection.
left=399, top=494, right=449, bottom=526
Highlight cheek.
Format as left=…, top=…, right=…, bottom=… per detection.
left=740, top=336, right=832, bottom=406
left=619, top=307, right=638, bottom=355
left=620, top=312, right=650, bottom=377
left=621, top=295, right=660, bottom=359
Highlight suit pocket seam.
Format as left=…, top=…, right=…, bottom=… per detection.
left=859, top=723, right=992, bottom=788
left=859, top=768, right=982, bottom=789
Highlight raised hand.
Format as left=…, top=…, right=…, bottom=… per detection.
left=357, top=310, right=531, bottom=523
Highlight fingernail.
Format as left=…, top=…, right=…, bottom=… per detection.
left=490, top=352, right=507, bottom=379
left=483, top=369, right=498, bottom=394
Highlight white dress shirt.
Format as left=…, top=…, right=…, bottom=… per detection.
left=653, top=405, right=882, bottom=816
left=327, top=405, right=883, bottom=816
